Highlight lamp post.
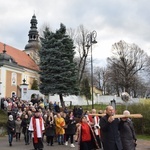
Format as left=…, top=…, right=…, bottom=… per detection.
left=86, top=30, right=97, bottom=109
left=0, top=81, right=2, bottom=95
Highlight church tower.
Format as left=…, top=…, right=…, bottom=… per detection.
left=24, top=14, right=41, bottom=64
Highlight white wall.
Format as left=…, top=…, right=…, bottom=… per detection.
left=20, top=89, right=140, bottom=105
left=48, top=94, right=140, bottom=106
left=24, top=90, right=45, bottom=101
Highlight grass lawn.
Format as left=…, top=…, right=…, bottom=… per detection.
left=137, top=134, right=150, bottom=140
left=0, top=110, right=8, bottom=124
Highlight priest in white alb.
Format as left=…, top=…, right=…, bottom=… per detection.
left=29, top=109, right=45, bottom=150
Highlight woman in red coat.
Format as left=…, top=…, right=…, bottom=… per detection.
left=75, top=116, right=99, bottom=150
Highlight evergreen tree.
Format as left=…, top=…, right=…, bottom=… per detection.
left=80, top=77, right=91, bottom=105
left=31, top=79, right=38, bottom=90
left=39, top=24, right=79, bottom=108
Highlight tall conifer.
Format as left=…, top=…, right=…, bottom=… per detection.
left=39, top=24, right=79, bottom=107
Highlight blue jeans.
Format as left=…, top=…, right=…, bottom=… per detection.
left=8, top=133, right=13, bottom=144
left=57, top=134, right=64, bottom=144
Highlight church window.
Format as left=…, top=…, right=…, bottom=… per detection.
left=11, top=72, right=17, bottom=86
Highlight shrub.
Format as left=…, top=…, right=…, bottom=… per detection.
left=116, top=102, right=150, bottom=135
left=82, top=102, right=150, bottom=135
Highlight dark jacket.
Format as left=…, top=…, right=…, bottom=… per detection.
left=100, top=114, right=123, bottom=150
left=7, top=120, right=16, bottom=135
left=55, top=105, right=60, bottom=113
left=119, top=119, right=136, bottom=150
left=21, top=118, right=30, bottom=134
left=65, top=116, right=76, bottom=135
left=45, top=117, right=55, bottom=136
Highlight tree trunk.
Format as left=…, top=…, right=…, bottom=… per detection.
left=86, top=99, right=89, bottom=105
left=59, top=94, right=65, bottom=109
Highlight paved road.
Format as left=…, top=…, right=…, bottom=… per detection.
left=0, top=135, right=150, bottom=150
left=136, top=139, right=150, bottom=150
left=0, top=135, right=78, bottom=150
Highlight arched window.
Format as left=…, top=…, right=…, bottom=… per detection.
left=11, top=72, right=17, bottom=85
left=11, top=92, right=16, bottom=98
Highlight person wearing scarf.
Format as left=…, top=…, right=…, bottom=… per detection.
left=75, top=116, right=99, bottom=150
left=28, top=109, right=45, bottom=150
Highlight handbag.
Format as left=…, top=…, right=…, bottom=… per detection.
left=64, top=124, right=68, bottom=129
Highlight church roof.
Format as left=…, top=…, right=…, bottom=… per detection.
left=0, top=42, right=39, bottom=71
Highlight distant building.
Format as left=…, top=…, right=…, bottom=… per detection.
left=0, top=14, right=40, bottom=98
left=93, top=86, right=103, bottom=96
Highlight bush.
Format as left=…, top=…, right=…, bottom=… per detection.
left=81, top=102, right=150, bottom=135
left=0, top=110, right=7, bottom=136
left=116, top=102, right=150, bottom=135
left=0, top=109, right=7, bottom=126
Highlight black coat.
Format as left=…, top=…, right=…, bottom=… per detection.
left=100, top=114, right=123, bottom=150
left=119, top=119, right=136, bottom=150
left=21, top=118, right=30, bottom=134
left=45, top=118, right=55, bottom=136
left=65, top=116, right=76, bottom=135
left=55, top=105, right=60, bottom=113
left=7, top=120, right=16, bottom=135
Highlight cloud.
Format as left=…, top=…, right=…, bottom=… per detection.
left=0, top=0, right=150, bottom=62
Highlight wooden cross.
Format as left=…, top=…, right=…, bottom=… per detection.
left=89, top=114, right=143, bottom=118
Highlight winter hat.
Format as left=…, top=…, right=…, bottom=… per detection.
left=9, top=115, right=13, bottom=121
left=123, top=110, right=130, bottom=116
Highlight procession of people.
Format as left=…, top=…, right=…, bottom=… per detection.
left=1, top=96, right=138, bottom=150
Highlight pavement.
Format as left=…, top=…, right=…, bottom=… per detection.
left=0, top=135, right=78, bottom=150
left=136, top=139, right=150, bottom=150
left=0, top=135, right=150, bottom=150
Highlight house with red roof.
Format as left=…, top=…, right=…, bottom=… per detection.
left=0, top=14, right=40, bottom=98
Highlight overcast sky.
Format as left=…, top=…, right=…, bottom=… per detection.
left=0, top=0, right=150, bottom=66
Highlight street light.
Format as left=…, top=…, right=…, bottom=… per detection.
left=86, top=30, right=97, bottom=109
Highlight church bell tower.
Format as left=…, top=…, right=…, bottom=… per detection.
left=24, top=14, right=41, bottom=64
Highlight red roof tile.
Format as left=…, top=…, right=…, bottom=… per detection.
left=0, top=42, right=39, bottom=71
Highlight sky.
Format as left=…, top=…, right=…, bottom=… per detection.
left=0, top=0, right=150, bottom=66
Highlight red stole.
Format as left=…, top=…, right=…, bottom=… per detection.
left=88, top=115, right=93, bottom=123
left=32, top=116, right=43, bottom=143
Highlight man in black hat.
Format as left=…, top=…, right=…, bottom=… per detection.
left=28, top=109, right=45, bottom=150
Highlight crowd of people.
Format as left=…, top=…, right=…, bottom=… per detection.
left=1, top=97, right=137, bottom=150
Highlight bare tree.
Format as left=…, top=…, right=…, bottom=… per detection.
left=107, top=40, right=148, bottom=95
left=66, top=27, right=76, bottom=42
left=145, top=56, right=150, bottom=81
left=67, top=25, right=90, bottom=85
left=94, top=67, right=109, bottom=95
left=130, top=75, right=147, bottom=98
